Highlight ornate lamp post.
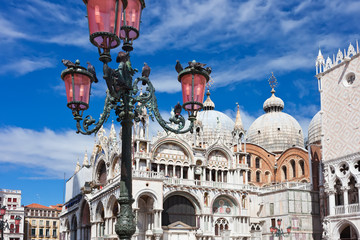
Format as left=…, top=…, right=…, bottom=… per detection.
left=61, top=0, right=210, bottom=239
left=0, top=207, right=22, bottom=240
left=270, top=218, right=291, bottom=239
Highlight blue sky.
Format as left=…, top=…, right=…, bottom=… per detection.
left=1, top=0, right=359, bottom=207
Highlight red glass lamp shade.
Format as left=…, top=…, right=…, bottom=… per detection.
left=287, top=226, right=291, bottom=234
left=120, top=0, right=145, bottom=41
left=178, top=67, right=209, bottom=117
left=277, top=219, right=282, bottom=226
left=61, top=66, right=95, bottom=111
left=270, top=227, right=274, bottom=233
left=15, top=216, right=21, bottom=226
left=0, top=207, right=6, bottom=216
left=84, top=0, right=124, bottom=49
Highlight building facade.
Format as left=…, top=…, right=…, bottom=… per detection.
left=24, top=203, right=62, bottom=240
left=0, top=189, right=25, bottom=240
left=315, top=43, right=360, bottom=240
left=60, top=84, right=322, bottom=240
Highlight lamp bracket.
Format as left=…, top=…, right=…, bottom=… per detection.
left=72, top=52, right=195, bottom=135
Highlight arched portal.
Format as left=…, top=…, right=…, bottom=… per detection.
left=70, top=215, right=77, bottom=240
left=340, top=225, right=358, bottom=240
left=138, top=195, right=155, bottom=240
left=80, top=202, right=91, bottom=240
left=95, top=202, right=105, bottom=238
left=162, top=195, right=196, bottom=227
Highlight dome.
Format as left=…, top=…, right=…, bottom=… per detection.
left=195, top=91, right=235, bottom=145
left=308, top=111, right=321, bottom=144
left=247, top=89, right=304, bottom=153
left=197, top=110, right=235, bottom=133
left=263, top=89, right=284, bottom=112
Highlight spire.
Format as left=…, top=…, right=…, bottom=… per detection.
left=234, top=103, right=244, bottom=130
left=317, top=49, right=324, bottom=60
left=82, top=150, right=89, bottom=167
left=75, top=159, right=81, bottom=173
left=97, top=125, right=106, bottom=138
left=203, top=90, right=215, bottom=110
left=109, top=120, right=116, bottom=141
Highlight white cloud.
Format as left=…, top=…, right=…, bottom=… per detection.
left=0, top=127, right=95, bottom=179
left=0, top=58, right=55, bottom=76
left=0, top=16, right=29, bottom=40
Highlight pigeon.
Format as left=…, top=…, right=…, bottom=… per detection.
left=174, top=102, right=182, bottom=116
left=142, top=62, right=151, bottom=78
left=188, top=60, right=206, bottom=69
left=175, top=60, right=183, bottom=73
left=205, top=66, right=212, bottom=74
left=87, top=61, right=98, bottom=83
left=62, top=59, right=76, bottom=68
left=116, top=51, right=129, bottom=63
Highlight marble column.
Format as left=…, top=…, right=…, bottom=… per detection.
left=342, top=186, right=349, bottom=213
left=326, top=189, right=336, bottom=215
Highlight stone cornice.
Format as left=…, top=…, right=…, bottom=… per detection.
left=324, top=152, right=360, bottom=165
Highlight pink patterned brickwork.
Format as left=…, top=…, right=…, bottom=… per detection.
left=320, top=55, right=360, bottom=161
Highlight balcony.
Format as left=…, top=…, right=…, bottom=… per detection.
left=335, top=205, right=345, bottom=214
left=333, top=203, right=359, bottom=215
left=133, top=170, right=164, bottom=179
left=134, top=152, right=151, bottom=159
left=348, top=203, right=360, bottom=213
left=163, top=177, right=259, bottom=192
left=133, top=170, right=312, bottom=193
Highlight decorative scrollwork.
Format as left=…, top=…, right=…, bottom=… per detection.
left=132, top=76, right=193, bottom=134
left=74, top=92, right=116, bottom=135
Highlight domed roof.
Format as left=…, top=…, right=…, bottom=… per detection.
left=247, top=88, right=304, bottom=153
left=197, top=110, right=235, bottom=132
left=195, top=91, right=235, bottom=145
left=203, top=90, right=215, bottom=110
left=263, top=89, right=284, bottom=112
left=308, top=111, right=321, bottom=144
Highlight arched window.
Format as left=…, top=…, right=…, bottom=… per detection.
left=175, top=166, right=181, bottom=178
left=215, top=218, right=229, bottom=236
left=256, top=171, right=261, bottom=182
left=247, top=155, right=251, bottom=167
left=299, top=160, right=305, bottom=176
left=97, top=161, right=107, bottom=186
left=248, top=171, right=251, bottom=182
left=348, top=176, right=359, bottom=204
left=255, top=158, right=260, bottom=168
left=168, top=165, right=173, bottom=177
left=282, top=166, right=287, bottom=180
left=290, top=160, right=296, bottom=178
left=335, top=179, right=343, bottom=206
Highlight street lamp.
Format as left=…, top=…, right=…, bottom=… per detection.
left=270, top=218, right=291, bottom=239
left=61, top=1, right=210, bottom=240
left=0, top=207, right=22, bottom=240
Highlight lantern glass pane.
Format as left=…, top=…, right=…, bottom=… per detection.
left=180, top=73, right=206, bottom=111
left=64, top=73, right=92, bottom=110
left=15, top=219, right=20, bottom=225
left=0, top=208, right=5, bottom=215
left=87, top=0, right=123, bottom=48
left=120, top=0, right=142, bottom=40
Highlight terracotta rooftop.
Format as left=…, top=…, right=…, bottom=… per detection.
left=26, top=203, right=62, bottom=211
